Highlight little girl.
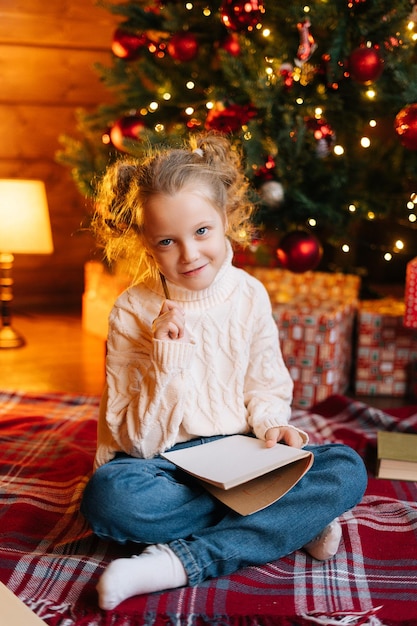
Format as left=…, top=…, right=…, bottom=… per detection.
left=81, top=132, right=367, bottom=611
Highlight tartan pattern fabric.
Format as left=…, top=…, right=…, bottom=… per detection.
left=0, top=390, right=416, bottom=625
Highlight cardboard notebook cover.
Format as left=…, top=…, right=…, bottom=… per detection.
left=0, top=582, right=48, bottom=625
left=162, top=435, right=313, bottom=515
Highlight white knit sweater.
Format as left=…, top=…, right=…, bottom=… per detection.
left=95, top=244, right=301, bottom=468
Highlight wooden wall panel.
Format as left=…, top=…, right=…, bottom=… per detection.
left=0, top=105, right=96, bottom=159
left=0, top=0, right=120, bottom=311
left=0, top=0, right=120, bottom=47
left=0, top=46, right=114, bottom=104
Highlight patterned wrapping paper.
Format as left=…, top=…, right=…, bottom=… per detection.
left=355, top=297, right=417, bottom=397
left=404, top=256, right=417, bottom=329
left=247, top=268, right=361, bottom=408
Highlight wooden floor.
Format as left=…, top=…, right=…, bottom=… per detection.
left=0, top=311, right=410, bottom=408
left=0, top=312, right=106, bottom=396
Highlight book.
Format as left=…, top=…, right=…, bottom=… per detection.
left=162, top=435, right=313, bottom=515
left=0, top=582, right=48, bottom=625
left=377, top=431, right=417, bottom=481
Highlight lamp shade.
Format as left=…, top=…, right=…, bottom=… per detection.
left=0, top=179, right=53, bottom=254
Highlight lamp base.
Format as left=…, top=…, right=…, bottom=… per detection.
left=0, top=325, right=25, bottom=349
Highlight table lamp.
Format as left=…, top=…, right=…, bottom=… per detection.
left=0, top=179, right=54, bottom=348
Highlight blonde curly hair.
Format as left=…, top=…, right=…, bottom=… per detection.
left=91, top=132, right=256, bottom=281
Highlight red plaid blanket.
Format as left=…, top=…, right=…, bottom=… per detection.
left=0, top=390, right=416, bottom=626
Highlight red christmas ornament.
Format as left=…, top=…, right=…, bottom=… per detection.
left=112, top=28, right=148, bottom=60
left=348, top=46, right=384, bottom=84
left=220, top=0, right=265, bottom=32
left=167, top=32, right=199, bottom=62
left=394, top=104, right=417, bottom=150
left=110, top=115, right=145, bottom=152
left=205, top=102, right=257, bottom=133
left=276, top=231, right=323, bottom=273
left=220, top=33, right=241, bottom=56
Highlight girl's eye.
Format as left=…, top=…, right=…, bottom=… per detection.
left=196, top=227, right=208, bottom=236
left=159, top=239, right=173, bottom=247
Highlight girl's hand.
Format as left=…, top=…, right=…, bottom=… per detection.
left=152, top=300, right=187, bottom=341
left=265, top=426, right=304, bottom=449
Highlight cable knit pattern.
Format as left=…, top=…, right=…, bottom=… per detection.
left=94, top=244, right=301, bottom=468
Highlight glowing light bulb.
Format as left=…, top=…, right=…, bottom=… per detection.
left=360, top=137, right=371, bottom=148
left=348, top=204, right=356, bottom=213
left=149, top=101, right=158, bottom=111
left=185, top=106, right=194, bottom=115
left=409, top=214, right=417, bottom=223
left=334, top=145, right=344, bottom=155
left=342, top=244, right=350, bottom=253
left=384, top=252, right=392, bottom=261
left=394, top=240, right=404, bottom=251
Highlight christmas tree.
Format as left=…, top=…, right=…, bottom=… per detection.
left=57, top=0, right=417, bottom=283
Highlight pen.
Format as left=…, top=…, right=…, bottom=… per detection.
left=159, top=272, right=171, bottom=300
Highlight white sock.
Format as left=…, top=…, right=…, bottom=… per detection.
left=97, top=544, right=188, bottom=610
left=303, top=518, right=342, bottom=561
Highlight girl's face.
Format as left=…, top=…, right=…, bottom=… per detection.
left=143, top=189, right=228, bottom=291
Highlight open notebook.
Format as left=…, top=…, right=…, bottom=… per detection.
left=162, top=435, right=313, bottom=515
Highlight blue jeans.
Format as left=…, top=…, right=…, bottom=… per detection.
left=81, top=438, right=367, bottom=586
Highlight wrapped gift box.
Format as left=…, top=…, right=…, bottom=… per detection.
left=354, top=298, right=417, bottom=397
left=404, top=256, right=417, bottom=329
left=247, top=268, right=361, bottom=409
